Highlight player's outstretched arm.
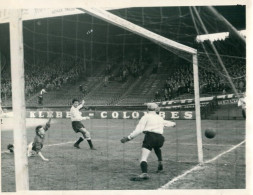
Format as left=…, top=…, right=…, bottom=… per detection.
left=121, top=116, right=147, bottom=143
left=121, top=137, right=131, bottom=143
left=81, top=100, right=85, bottom=107
left=44, top=118, right=52, bottom=131
left=38, top=151, right=49, bottom=161
left=47, top=118, right=52, bottom=125
left=81, top=116, right=90, bottom=120
left=77, top=100, right=85, bottom=109
left=163, top=120, right=176, bottom=127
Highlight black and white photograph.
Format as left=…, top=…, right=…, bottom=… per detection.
left=0, top=0, right=252, bottom=194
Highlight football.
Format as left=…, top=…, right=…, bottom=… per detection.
left=205, top=129, right=216, bottom=139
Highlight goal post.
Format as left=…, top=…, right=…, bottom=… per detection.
left=6, top=8, right=204, bottom=192
left=193, top=53, right=204, bottom=164
left=79, top=7, right=204, bottom=163
left=10, top=9, right=29, bottom=191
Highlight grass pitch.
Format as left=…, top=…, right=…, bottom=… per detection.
left=1, top=118, right=245, bottom=191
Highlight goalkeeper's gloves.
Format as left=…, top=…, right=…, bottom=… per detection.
left=121, top=137, right=131, bottom=143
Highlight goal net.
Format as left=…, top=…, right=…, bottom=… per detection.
left=0, top=5, right=246, bottom=191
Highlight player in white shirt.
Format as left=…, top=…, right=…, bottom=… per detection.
left=38, top=88, right=47, bottom=105
left=70, top=99, right=96, bottom=150
left=238, top=92, right=246, bottom=119
left=121, top=103, right=176, bottom=181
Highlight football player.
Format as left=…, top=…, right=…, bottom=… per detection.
left=238, top=92, right=246, bottom=119
left=121, top=103, right=176, bottom=181
left=70, top=99, right=96, bottom=150
left=38, top=88, right=47, bottom=105
left=7, top=118, right=52, bottom=161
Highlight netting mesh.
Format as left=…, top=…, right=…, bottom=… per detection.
left=197, top=53, right=246, bottom=91
left=0, top=6, right=246, bottom=191
left=1, top=6, right=246, bottom=106
left=189, top=6, right=246, bottom=95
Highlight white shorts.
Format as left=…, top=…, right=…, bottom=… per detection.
left=27, top=142, right=36, bottom=157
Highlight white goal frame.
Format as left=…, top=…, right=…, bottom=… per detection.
left=79, top=6, right=203, bottom=163
left=5, top=8, right=203, bottom=191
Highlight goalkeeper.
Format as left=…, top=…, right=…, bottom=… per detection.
left=121, top=103, right=176, bottom=181
left=7, top=118, right=52, bottom=161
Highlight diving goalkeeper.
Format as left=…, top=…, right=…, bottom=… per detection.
left=7, top=118, right=52, bottom=161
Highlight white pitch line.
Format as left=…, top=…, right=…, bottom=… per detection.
left=1, top=141, right=75, bottom=154
left=205, top=140, right=245, bottom=163
left=94, top=139, right=244, bottom=148
left=158, top=140, right=245, bottom=190
left=1, top=151, right=10, bottom=154
left=44, top=141, right=74, bottom=147
left=2, top=139, right=244, bottom=154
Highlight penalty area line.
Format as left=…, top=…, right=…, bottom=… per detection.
left=158, top=140, right=245, bottom=190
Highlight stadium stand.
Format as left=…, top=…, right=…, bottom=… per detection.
left=1, top=56, right=245, bottom=107
left=207, top=104, right=244, bottom=120
left=84, top=59, right=152, bottom=106
left=1, top=34, right=245, bottom=108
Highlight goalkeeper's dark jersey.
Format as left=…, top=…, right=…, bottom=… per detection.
left=32, top=123, right=50, bottom=153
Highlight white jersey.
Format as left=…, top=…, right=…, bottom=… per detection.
left=128, top=111, right=176, bottom=139
left=40, top=89, right=47, bottom=95
left=238, top=97, right=246, bottom=109
left=70, top=104, right=87, bottom=122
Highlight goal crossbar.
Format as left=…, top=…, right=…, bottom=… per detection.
left=6, top=7, right=203, bottom=191
left=78, top=7, right=197, bottom=55
left=78, top=7, right=203, bottom=164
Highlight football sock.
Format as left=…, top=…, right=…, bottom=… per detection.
left=157, top=161, right=163, bottom=171
left=154, top=148, right=162, bottom=161
left=140, top=161, right=148, bottom=173
left=75, top=137, right=84, bottom=145
left=87, top=139, right=94, bottom=148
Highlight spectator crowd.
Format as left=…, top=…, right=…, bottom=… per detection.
left=1, top=45, right=245, bottom=106
left=117, top=59, right=146, bottom=82
left=154, top=58, right=246, bottom=102
left=1, top=56, right=86, bottom=104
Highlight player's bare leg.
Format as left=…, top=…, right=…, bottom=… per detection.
left=27, top=142, right=35, bottom=157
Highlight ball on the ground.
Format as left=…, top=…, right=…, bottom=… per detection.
left=205, top=128, right=216, bottom=139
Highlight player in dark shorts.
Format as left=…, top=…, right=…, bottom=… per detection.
left=121, top=103, right=176, bottom=181
left=7, top=118, right=52, bottom=161
left=70, top=99, right=95, bottom=150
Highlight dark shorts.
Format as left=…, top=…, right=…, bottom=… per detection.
left=32, top=143, right=43, bottom=153
left=72, top=121, right=85, bottom=133
left=242, top=109, right=246, bottom=119
left=142, top=132, right=165, bottom=151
